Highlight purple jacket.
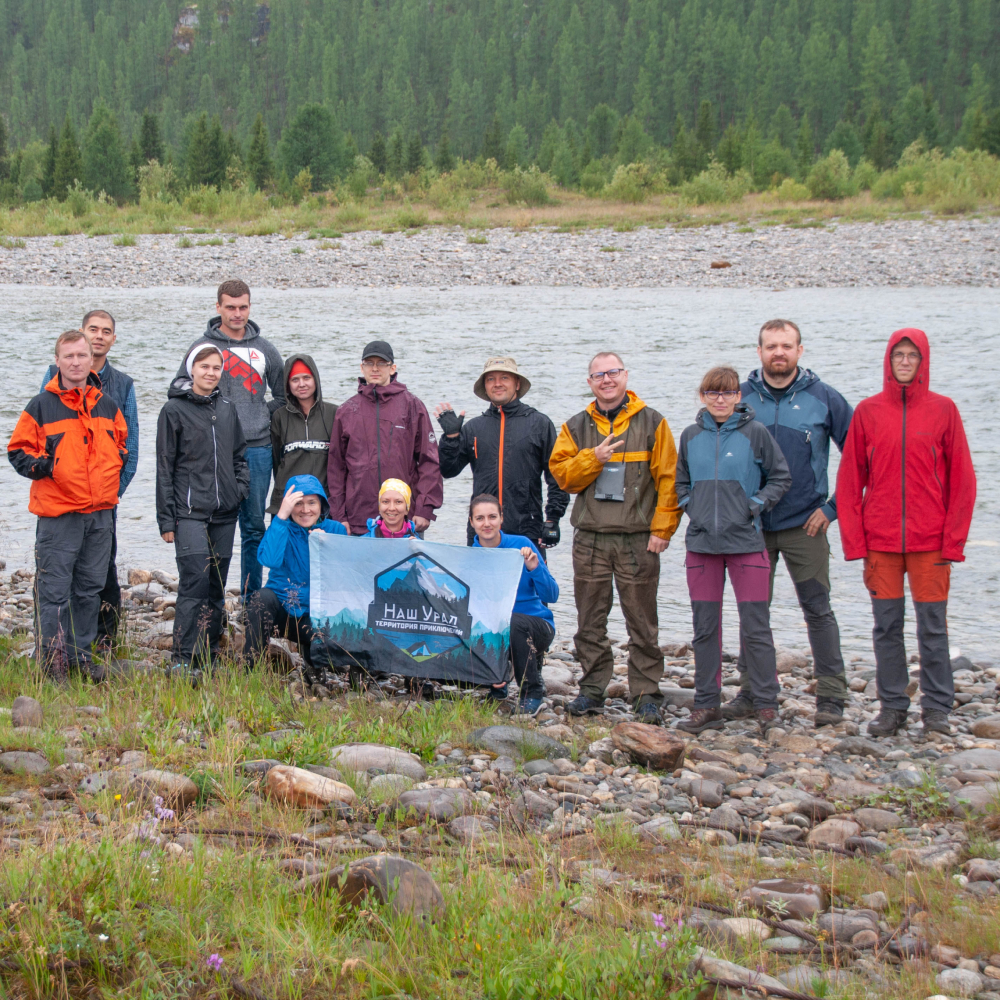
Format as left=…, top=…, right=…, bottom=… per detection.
left=327, top=375, right=443, bottom=533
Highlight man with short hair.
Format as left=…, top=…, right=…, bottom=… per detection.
left=549, top=352, right=681, bottom=724
left=435, top=356, right=569, bottom=550
left=837, top=328, right=976, bottom=738
left=41, top=309, right=137, bottom=653
left=723, top=319, right=855, bottom=727
left=10, top=330, right=127, bottom=680
left=327, top=340, right=442, bottom=535
left=175, top=279, right=285, bottom=597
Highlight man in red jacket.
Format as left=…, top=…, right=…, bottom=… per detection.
left=327, top=341, right=443, bottom=534
left=837, top=328, right=976, bottom=737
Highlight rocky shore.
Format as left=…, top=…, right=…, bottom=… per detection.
left=0, top=217, right=998, bottom=289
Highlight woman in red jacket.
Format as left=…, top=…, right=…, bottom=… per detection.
left=837, top=328, right=976, bottom=738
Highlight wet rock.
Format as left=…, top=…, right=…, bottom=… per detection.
left=806, top=817, right=860, bottom=848
left=11, top=696, right=42, bottom=729
left=834, top=737, right=886, bottom=759
left=469, top=725, right=570, bottom=761
left=853, top=807, right=902, bottom=831
left=971, top=716, right=1000, bottom=739
left=610, top=723, right=686, bottom=770
left=948, top=748, right=1000, bottom=771
left=689, top=779, right=723, bottom=807
left=637, top=815, right=681, bottom=843
left=131, top=769, right=199, bottom=809
left=936, top=967, right=984, bottom=996
left=965, top=858, right=1000, bottom=882
left=397, top=787, right=476, bottom=823
left=0, top=751, right=50, bottom=775
left=265, top=765, right=357, bottom=808
left=740, top=879, right=829, bottom=921
left=816, top=911, right=877, bottom=940
left=448, top=815, right=496, bottom=844
left=301, top=854, right=444, bottom=922
left=329, top=743, right=427, bottom=781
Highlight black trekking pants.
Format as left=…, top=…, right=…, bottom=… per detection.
left=245, top=586, right=314, bottom=668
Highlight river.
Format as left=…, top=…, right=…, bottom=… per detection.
left=0, top=285, right=995, bottom=662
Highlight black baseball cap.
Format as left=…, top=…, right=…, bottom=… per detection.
left=362, top=340, right=394, bottom=363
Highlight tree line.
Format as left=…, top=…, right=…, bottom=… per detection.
left=0, top=0, right=999, bottom=203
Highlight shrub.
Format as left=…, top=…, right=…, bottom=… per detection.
left=604, top=162, right=655, bottom=203
left=183, top=185, right=221, bottom=216
left=345, top=155, right=376, bottom=201
left=852, top=158, right=878, bottom=191
left=680, top=161, right=751, bottom=205
left=806, top=150, right=856, bottom=200
left=580, top=160, right=608, bottom=195
left=873, top=145, right=1000, bottom=207
left=65, top=181, right=93, bottom=218
left=113, top=233, right=137, bottom=246
left=504, top=166, right=551, bottom=206
left=395, top=206, right=428, bottom=228
left=770, top=177, right=811, bottom=201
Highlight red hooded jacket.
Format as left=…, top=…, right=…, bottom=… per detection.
left=327, top=375, right=443, bottom=533
left=836, top=328, right=976, bottom=562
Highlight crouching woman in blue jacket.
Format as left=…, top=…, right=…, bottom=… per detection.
left=244, top=473, right=347, bottom=670
left=470, top=493, right=559, bottom=716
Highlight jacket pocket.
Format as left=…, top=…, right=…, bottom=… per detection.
left=44, top=432, right=65, bottom=480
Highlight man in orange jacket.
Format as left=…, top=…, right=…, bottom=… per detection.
left=8, top=330, right=127, bottom=680
left=550, top=351, right=681, bottom=723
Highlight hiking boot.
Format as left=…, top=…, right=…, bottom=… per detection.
left=921, top=710, right=952, bottom=735
left=88, top=660, right=108, bottom=683
left=566, top=695, right=604, bottom=716
left=634, top=702, right=662, bottom=725
left=867, top=707, right=909, bottom=738
left=514, top=697, right=544, bottom=718
left=720, top=692, right=755, bottom=720
left=814, top=698, right=845, bottom=728
left=487, top=683, right=509, bottom=701
left=676, top=707, right=725, bottom=734
left=756, top=708, right=781, bottom=735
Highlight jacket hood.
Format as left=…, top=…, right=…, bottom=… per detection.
left=45, top=370, right=103, bottom=399
left=167, top=375, right=219, bottom=404
left=697, top=401, right=756, bottom=431
left=883, top=327, right=930, bottom=402
left=746, top=367, right=818, bottom=398
left=204, top=315, right=262, bottom=343
left=356, top=373, right=406, bottom=398
left=586, top=390, right=646, bottom=421
left=283, top=353, right=323, bottom=408
left=284, top=473, right=330, bottom=519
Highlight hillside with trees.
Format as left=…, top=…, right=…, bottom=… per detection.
left=0, top=0, right=998, bottom=206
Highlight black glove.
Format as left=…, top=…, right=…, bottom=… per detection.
left=437, top=409, right=464, bottom=437
left=541, top=520, right=560, bottom=547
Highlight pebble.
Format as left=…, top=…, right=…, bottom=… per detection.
left=11, top=696, right=42, bottom=729
left=4, top=221, right=999, bottom=289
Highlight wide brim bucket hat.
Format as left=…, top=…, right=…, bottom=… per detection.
left=473, top=356, right=531, bottom=401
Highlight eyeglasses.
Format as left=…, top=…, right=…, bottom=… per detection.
left=362, top=359, right=392, bottom=370
left=703, top=390, right=740, bottom=401
left=588, top=368, right=625, bottom=381
left=891, top=351, right=921, bottom=363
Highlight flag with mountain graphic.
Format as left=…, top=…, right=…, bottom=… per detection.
left=308, top=534, right=524, bottom=683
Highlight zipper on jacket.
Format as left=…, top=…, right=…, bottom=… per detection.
left=901, top=386, right=907, bottom=550
left=498, top=409, right=506, bottom=507
left=714, top=421, right=721, bottom=541
left=375, top=388, right=382, bottom=487
left=187, top=485, right=192, bottom=515
left=212, top=426, right=220, bottom=509
left=931, top=445, right=944, bottom=495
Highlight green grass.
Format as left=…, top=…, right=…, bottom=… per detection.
left=290, top=246, right=304, bottom=254
left=467, top=233, right=489, bottom=244
left=113, top=233, right=138, bottom=246
left=0, top=236, right=27, bottom=248
left=177, top=236, right=192, bottom=248
left=600, top=245, right=621, bottom=252
left=196, top=236, right=224, bottom=246
left=369, top=237, right=384, bottom=247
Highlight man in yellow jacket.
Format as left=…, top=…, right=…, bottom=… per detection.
left=550, top=352, right=681, bottom=723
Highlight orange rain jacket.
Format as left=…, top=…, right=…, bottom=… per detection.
left=549, top=390, right=681, bottom=541
left=8, top=372, right=127, bottom=517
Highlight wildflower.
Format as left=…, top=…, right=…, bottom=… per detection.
left=651, top=913, right=666, bottom=930
left=114, top=794, right=121, bottom=801
left=205, top=954, right=224, bottom=972
left=97, top=934, right=109, bottom=943
left=656, top=935, right=669, bottom=950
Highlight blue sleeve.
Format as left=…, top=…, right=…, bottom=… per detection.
left=822, top=385, right=855, bottom=522
left=257, top=516, right=293, bottom=569
left=319, top=518, right=348, bottom=536
left=524, top=541, right=559, bottom=604
left=118, top=381, right=140, bottom=496
left=40, top=365, right=55, bottom=394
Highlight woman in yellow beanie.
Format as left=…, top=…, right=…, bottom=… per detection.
left=363, top=479, right=419, bottom=538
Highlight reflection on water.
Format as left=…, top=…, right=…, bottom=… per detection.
left=1, top=285, right=996, bottom=660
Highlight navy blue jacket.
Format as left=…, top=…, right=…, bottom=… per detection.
left=741, top=368, right=853, bottom=532
left=676, top=404, right=791, bottom=554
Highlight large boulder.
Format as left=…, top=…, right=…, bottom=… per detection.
left=950, top=783, right=1000, bottom=816
left=936, top=967, right=984, bottom=997
left=299, top=854, right=444, bottom=923
left=329, top=744, right=427, bottom=781
left=0, top=751, right=50, bottom=776
left=397, top=787, right=476, bottom=823
left=469, top=725, right=570, bottom=761
left=11, top=696, right=43, bottom=729
left=265, top=765, right=357, bottom=808
left=740, top=879, right=829, bottom=922
left=610, top=723, right=685, bottom=770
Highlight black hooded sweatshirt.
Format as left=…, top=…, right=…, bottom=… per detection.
left=268, top=353, right=339, bottom=514
left=155, top=377, right=250, bottom=534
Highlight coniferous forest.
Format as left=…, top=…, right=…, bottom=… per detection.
left=0, top=0, right=999, bottom=205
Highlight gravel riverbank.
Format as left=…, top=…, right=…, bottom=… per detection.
left=1, top=217, right=997, bottom=289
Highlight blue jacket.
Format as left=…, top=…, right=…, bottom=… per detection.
left=472, top=532, right=559, bottom=627
left=363, top=517, right=419, bottom=538
left=741, top=368, right=853, bottom=532
left=258, top=474, right=347, bottom=615
left=676, top=404, right=792, bottom=554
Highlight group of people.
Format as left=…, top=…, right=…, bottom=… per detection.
left=6, top=279, right=977, bottom=738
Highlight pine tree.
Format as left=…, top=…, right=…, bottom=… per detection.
left=41, top=126, right=58, bottom=199
left=796, top=113, right=815, bottom=176
left=695, top=100, right=715, bottom=161
left=481, top=112, right=504, bottom=163
left=387, top=128, right=405, bottom=178
left=405, top=133, right=423, bottom=174
left=369, top=132, right=388, bottom=175
left=139, top=112, right=165, bottom=164
left=246, top=114, right=274, bottom=190
left=0, top=114, right=9, bottom=182
left=206, top=117, right=229, bottom=190
left=186, top=113, right=213, bottom=188
left=83, top=104, right=131, bottom=201
left=52, top=116, right=83, bottom=201
left=717, top=124, right=742, bottom=175
left=277, top=103, right=349, bottom=189
left=434, top=130, right=455, bottom=173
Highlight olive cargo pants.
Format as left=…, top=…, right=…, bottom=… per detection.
left=572, top=529, right=663, bottom=707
